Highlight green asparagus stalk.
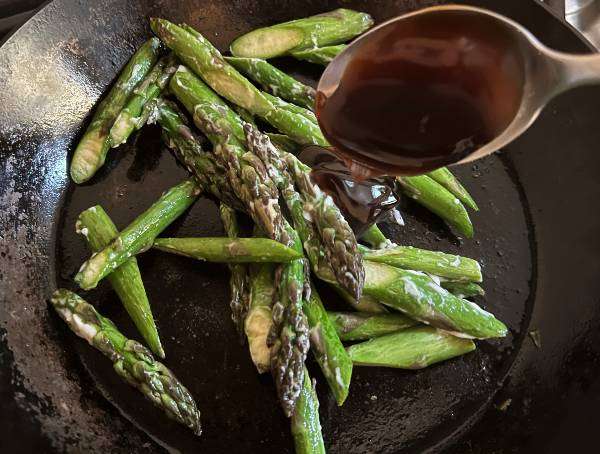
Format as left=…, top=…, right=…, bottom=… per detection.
left=347, top=326, right=476, bottom=369
left=169, top=67, right=289, bottom=245
left=220, top=204, right=251, bottom=337
left=153, top=237, right=303, bottom=263
left=327, top=312, right=418, bottom=341
left=70, top=38, right=163, bottom=183
left=290, top=44, right=346, bottom=65
left=268, top=224, right=310, bottom=417
left=397, top=175, right=474, bottom=238
left=291, top=368, right=326, bottom=454
left=360, top=224, right=393, bottom=250
left=152, top=20, right=327, bottom=146
left=262, top=92, right=317, bottom=124
left=361, top=245, right=482, bottom=282
left=225, top=57, right=316, bottom=110
left=156, top=100, right=243, bottom=210
left=51, top=289, right=201, bottom=434
left=229, top=9, right=373, bottom=58
left=245, top=263, right=275, bottom=373
left=110, top=54, right=177, bottom=147
left=303, top=285, right=352, bottom=405
left=441, top=281, right=485, bottom=299
left=74, top=178, right=200, bottom=290
left=427, top=167, right=479, bottom=211
left=362, top=262, right=506, bottom=339
left=169, top=67, right=309, bottom=414
left=76, top=206, right=164, bottom=358
left=283, top=152, right=364, bottom=299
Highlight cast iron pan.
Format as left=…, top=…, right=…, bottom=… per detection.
left=1, top=0, right=599, bottom=452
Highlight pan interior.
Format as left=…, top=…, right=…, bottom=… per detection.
left=57, top=121, right=534, bottom=452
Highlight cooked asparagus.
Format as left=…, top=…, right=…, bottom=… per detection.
left=220, top=204, right=251, bottom=337
left=77, top=205, right=164, bottom=358
left=152, top=20, right=327, bottom=145
left=360, top=224, right=393, bottom=250
left=347, top=326, right=476, bottom=369
left=262, top=92, right=317, bottom=124
left=304, top=284, right=353, bottom=405
left=225, top=57, right=316, bottom=110
left=51, top=289, right=201, bottom=434
left=74, top=179, right=200, bottom=290
left=291, top=44, right=346, bottom=65
left=70, top=38, right=162, bottom=183
left=291, top=368, right=326, bottom=454
left=153, top=237, right=303, bottom=263
left=168, top=66, right=289, bottom=245
left=268, top=224, right=310, bottom=417
left=427, top=167, right=479, bottom=211
left=398, top=175, right=474, bottom=238
left=328, top=311, right=418, bottom=341
left=110, top=53, right=177, bottom=146
left=363, top=262, right=506, bottom=339
left=245, top=263, right=275, bottom=373
left=441, top=281, right=485, bottom=299
left=156, top=100, right=243, bottom=210
left=361, top=245, right=482, bottom=282
left=230, top=9, right=373, bottom=58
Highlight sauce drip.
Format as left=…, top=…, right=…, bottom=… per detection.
left=299, top=146, right=400, bottom=236
left=316, top=10, right=524, bottom=176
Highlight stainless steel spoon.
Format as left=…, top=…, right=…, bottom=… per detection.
left=318, top=4, right=600, bottom=169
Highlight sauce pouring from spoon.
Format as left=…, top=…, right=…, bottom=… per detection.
left=314, top=4, right=600, bottom=178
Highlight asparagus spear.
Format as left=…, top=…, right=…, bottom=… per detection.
left=283, top=151, right=364, bottom=299
left=152, top=20, right=327, bottom=146
left=291, top=368, right=326, bottom=454
left=427, top=167, right=479, bottom=211
left=153, top=237, right=303, bottom=263
left=170, top=67, right=291, bottom=245
left=267, top=224, right=310, bottom=417
left=397, top=175, right=474, bottom=238
left=75, top=179, right=200, bottom=290
left=245, top=263, right=275, bottom=373
left=262, top=92, right=318, bottom=124
left=328, top=312, right=418, bottom=341
left=229, top=9, right=373, bottom=58
left=303, top=285, right=352, bottom=405
left=51, top=289, right=201, bottom=434
left=441, top=281, right=485, bottom=299
left=70, top=38, right=163, bottom=183
left=361, top=245, right=482, bottom=282
left=76, top=206, right=164, bottom=358
left=220, top=204, right=251, bottom=337
left=362, top=262, right=506, bottom=339
left=110, top=54, right=177, bottom=147
left=291, top=44, right=346, bottom=65
left=156, top=100, right=243, bottom=211
left=225, top=57, right=316, bottom=110
left=360, top=224, right=393, bottom=250
left=347, top=326, right=476, bottom=369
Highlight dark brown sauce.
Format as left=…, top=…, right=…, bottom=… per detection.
left=316, top=10, right=525, bottom=176
left=299, top=146, right=400, bottom=236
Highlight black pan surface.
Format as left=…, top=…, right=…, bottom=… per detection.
left=1, top=1, right=599, bottom=453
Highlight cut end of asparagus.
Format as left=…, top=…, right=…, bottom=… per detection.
left=230, top=28, right=305, bottom=58
left=347, top=326, right=476, bottom=369
left=70, top=132, right=108, bottom=184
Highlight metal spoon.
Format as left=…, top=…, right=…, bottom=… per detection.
left=318, top=4, right=600, bottom=170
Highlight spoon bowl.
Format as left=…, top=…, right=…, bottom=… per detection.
left=317, top=4, right=600, bottom=173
